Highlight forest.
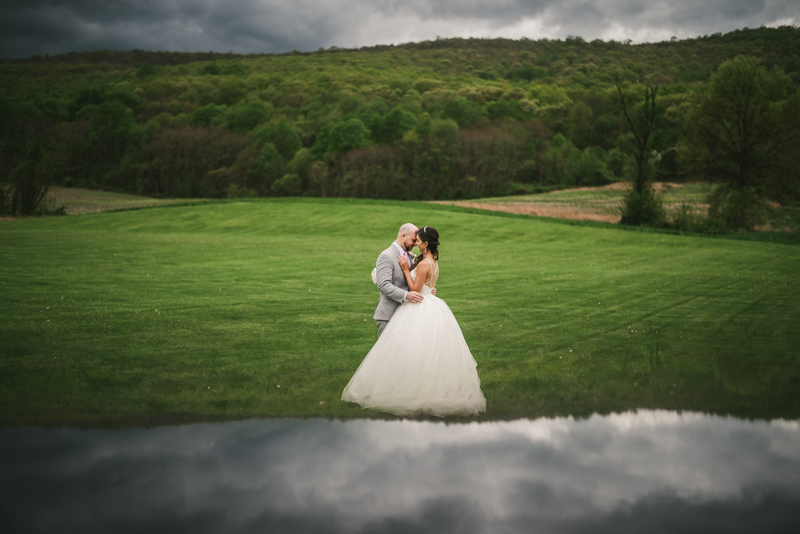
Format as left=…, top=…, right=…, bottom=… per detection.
left=1, top=25, right=799, bottom=228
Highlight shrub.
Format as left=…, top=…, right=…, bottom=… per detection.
left=668, top=203, right=726, bottom=234
left=708, top=187, right=767, bottom=230
left=670, top=203, right=707, bottom=232
left=4, top=139, right=56, bottom=216
left=620, top=187, right=665, bottom=226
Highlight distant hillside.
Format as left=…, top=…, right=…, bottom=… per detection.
left=1, top=26, right=799, bottom=201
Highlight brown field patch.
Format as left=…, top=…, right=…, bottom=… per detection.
left=448, top=201, right=622, bottom=223
left=434, top=182, right=704, bottom=224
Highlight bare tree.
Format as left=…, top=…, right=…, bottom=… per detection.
left=615, top=81, right=659, bottom=194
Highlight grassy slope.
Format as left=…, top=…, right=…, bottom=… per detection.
left=43, top=186, right=201, bottom=215
left=1, top=199, right=799, bottom=427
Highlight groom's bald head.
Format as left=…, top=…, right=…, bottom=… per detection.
left=398, top=223, right=417, bottom=238
left=396, top=223, right=418, bottom=251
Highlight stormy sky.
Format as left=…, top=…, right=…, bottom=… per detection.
left=1, top=0, right=797, bottom=58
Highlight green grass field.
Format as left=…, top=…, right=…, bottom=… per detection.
left=2, top=198, right=799, bottom=427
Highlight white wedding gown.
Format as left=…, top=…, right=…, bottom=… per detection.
left=342, top=262, right=486, bottom=417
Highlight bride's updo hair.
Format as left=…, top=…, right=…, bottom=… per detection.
left=416, top=226, right=440, bottom=261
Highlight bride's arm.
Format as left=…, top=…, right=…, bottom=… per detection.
left=400, top=257, right=429, bottom=293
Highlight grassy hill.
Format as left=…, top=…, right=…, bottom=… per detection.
left=2, top=199, right=798, bottom=427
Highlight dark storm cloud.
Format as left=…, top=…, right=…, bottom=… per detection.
left=0, top=1, right=797, bottom=58
left=2, top=412, right=800, bottom=533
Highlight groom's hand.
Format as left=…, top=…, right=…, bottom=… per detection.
left=406, top=291, right=424, bottom=303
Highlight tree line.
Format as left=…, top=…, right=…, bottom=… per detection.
left=1, top=26, right=799, bottom=230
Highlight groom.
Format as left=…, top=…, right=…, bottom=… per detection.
left=373, top=223, right=430, bottom=337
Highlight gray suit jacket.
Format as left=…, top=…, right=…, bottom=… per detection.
left=373, top=244, right=409, bottom=321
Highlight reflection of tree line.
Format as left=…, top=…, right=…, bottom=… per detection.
left=1, top=27, right=798, bottom=230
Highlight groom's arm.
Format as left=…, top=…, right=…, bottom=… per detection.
left=376, top=253, right=407, bottom=304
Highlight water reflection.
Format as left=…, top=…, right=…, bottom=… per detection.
left=2, top=411, right=799, bottom=533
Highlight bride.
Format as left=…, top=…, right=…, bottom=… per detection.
left=341, top=226, right=486, bottom=417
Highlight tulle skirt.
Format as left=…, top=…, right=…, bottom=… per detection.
left=342, top=294, right=486, bottom=417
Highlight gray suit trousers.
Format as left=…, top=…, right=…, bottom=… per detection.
left=375, top=320, right=389, bottom=337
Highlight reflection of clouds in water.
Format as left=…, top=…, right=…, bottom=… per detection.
left=2, top=411, right=799, bottom=533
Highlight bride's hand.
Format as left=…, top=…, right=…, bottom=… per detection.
left=398, top=256, right=409, bottom=270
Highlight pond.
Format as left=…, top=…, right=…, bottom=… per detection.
left=2, top=410, right=799, bottom=533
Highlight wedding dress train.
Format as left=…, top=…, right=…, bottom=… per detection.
left=342, top=264, right=486, bottom=417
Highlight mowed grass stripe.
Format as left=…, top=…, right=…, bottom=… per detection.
left=1, top=198, right=798, bottom=426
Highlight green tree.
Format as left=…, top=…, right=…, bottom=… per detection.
left=190, top=104, right=226, bottom=126
left=68, top=83, right=143, bottom=120
left=373, top=108, right=416, bottom=144
left=250, top=142, right=284, bottom=192
left=564, top=147, right=613, bottom=186
left=441, top=98, right=486, bottom=128
left=311, top=123, right=333, bottom=159
left=213, top=80, right=245, bottom=106
left=226, top=101, right=274, bottom=133
left=289, top=148, right=313, bottom=182
left=201, top=62, right=221, bottom=75
left=682, top=56, right=800, bottom=228
left=77, top=101, right=142, bottom=173
left=255, top=119, right=302, bottom=161
left=566, top=101, right=594, bottom=148
left=606, top=148, right=627, bottom=179
left=136, top=63, right=158, bottom=78
left=486, top=99, right=532, bottom=121
left=328, top=118, right=371, bottom=154
left=507, top=66, right=547, bottom=82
